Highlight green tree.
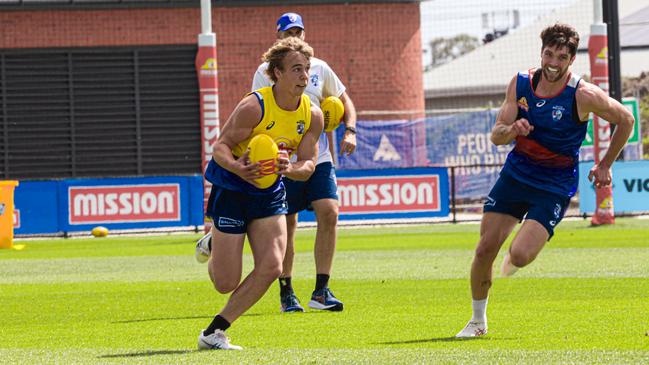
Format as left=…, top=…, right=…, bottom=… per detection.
left=622, top=73, right=649, bottom=159
left=640, top=94, right=649, bottom=159
left=427, top=34, right=480, bottom=70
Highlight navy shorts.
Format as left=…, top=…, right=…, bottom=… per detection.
left=483, top=173, right=570, bottom=238
left=206, top=185, right=288, bottom=234
left=284, top=162, right=338, bottom=215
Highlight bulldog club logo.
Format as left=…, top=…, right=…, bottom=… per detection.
left=552, top=105, right=565, bottom=121
left=296, top=120, right=305, bottom=134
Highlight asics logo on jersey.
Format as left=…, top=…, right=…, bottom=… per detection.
left=485, top=196, right=496, bottom=207
left=266, top=121, right=276, bottom=130
left=536, top=100, right=547, bottom=107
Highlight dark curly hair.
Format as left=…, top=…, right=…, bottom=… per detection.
left=540, top=23, right=580, bottom=57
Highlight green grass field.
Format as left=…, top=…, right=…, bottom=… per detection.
left=1, top=218, right=648, bottom=364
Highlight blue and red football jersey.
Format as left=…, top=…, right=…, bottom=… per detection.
left=501, top=69, right=588, bottom=198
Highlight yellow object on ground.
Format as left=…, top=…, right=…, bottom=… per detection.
left=0, top=180, right=19, bottom=249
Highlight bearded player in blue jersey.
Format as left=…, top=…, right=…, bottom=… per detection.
left=456, top=23, right=635, bottom=338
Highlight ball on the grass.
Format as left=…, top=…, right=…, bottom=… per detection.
left=91, top=226, right=109, bottom=238
left=247, top=133, right=279, bottom=189
left=320, top=96, right=345, bottom=132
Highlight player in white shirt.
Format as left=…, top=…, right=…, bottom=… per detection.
left=251, top=12, right=357, bottom=312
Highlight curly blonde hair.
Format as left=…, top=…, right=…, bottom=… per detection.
left=262, top=37, right=314, bottom=83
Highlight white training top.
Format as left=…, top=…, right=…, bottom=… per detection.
left=252, top=57, right=346, bottom=165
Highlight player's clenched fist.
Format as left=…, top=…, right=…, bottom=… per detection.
left=511, top=118, right=534, bottom=137
left=587, top=162, right=612, bottom=188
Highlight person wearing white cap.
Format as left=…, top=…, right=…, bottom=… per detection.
left=251, top=12, right=358, bottom=313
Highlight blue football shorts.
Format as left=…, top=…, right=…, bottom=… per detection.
left=206, top=184, right=287, bottom=234
left=284, top=161, right=338, bottom=215
left=483, top=172, right=570, bottom=238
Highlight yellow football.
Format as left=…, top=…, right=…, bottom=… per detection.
left=321, top=96, right=345, bottom=132
left=91, top=226, right=109, bottom=238
left=247, top=133, right=279, bottom=189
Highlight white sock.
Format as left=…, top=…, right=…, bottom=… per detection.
left=471, top=298, right=488, bottom=323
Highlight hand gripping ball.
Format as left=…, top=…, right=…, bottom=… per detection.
left=247, top=134, right=279, bottom=189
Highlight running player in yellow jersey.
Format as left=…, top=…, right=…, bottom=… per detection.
left=196, top=37, right=324, bottom=350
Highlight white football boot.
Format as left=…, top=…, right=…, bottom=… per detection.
left=195, top=232, right=211, bottom=264
left=455, top=320, right=488, bottom=338
left=198, top=329, right=242, bottom=350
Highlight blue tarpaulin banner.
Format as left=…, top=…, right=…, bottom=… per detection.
left=424, top=110, right=506, bottom=200
left=578, top=160, right=649, bottom=213
left=335, top=119, right=427, bottom=170
left=335, top=109, right=641, bottom=202
left=335, top=111, right=505, bottom=200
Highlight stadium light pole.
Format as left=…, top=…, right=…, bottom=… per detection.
left=604, top=0, right=622, bottom=104
left=603, top=0, right=623, bottom=162
left=196, top=0, right=219, bottom=232
left=588, top=0, right=615, bottom=225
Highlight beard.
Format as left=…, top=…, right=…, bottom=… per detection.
left=542, top=65, right=568, bottom=83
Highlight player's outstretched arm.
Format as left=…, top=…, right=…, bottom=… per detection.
left=491, top=76, right=534, bottom=145
left=578, top=82, right=635, bottom=188
left=578, top=82, right=635, bottom=167
left=212, top=95, right=262, bottom=185
left=279, top=106, right=324, bottom=181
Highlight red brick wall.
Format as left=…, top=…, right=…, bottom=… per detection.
left=0, top=9, right=199, bottom=47
left=0, top=3, right=423, bottom=123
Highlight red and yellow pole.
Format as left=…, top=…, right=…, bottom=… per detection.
left=588, top=22, right=615, bottom=225
left=196, top=0, right=220, bottom=233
